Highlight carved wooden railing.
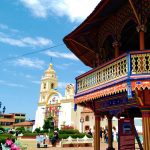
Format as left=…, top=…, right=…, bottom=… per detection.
left=76, top=50, right=150, bottom=94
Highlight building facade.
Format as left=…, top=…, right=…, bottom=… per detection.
left=64, top=0, right=150, bottom=149
left=0, top=113, right=26, bottom=129
left=33, top=64, right=83, bottom=131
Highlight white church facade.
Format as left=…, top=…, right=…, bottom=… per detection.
left=33, top=64, right=83, bottom=131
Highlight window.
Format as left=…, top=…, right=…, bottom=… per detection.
left=85, top=125, right=90, bottom=130
left=85, top=115, right=89, bottom=121
left=43, top=83, right=46, bottom=89
left=51, top=83, right=54, bottom=89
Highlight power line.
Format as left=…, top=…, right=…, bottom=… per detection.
left=0, top=43, right=64, bottom=63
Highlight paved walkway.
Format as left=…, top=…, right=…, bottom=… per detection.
left=20, top=139, right=118, bottom=150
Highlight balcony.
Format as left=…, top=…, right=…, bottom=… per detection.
left=75, top=50, right=150, bottom=103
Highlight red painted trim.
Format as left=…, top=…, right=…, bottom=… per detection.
left=142, top=111, right=150, bottom=117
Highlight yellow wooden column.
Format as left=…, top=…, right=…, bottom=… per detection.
left=94, top=114, right=100, bottom=150
left=107, top=116, right=115, bottom=150
left=141, top=108, right=150, bottom=150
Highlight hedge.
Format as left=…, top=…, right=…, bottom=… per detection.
left=0, top=134, right=15, bottom=144
left=49, top=133, right=92, bottom=140
left=23, top=133, right=38, bottom=137
left=59, top=129, right=79, bottom=134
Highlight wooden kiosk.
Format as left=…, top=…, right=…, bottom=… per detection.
left=64, top=0, right=150, bottom=150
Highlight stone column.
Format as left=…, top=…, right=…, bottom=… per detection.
left=94, top=114, right=100, bottom=150
left=107, top=116, right=115, bottom=150
left=136, top=25, right=146, bottom=50
left=112, top=40, right=120, bottom=58
left=141, top=108, right=150, bottom=150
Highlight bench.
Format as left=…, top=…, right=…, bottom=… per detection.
left=60, top=135, right=93, bottom=147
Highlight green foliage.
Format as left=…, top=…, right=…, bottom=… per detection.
left=52, top=133, right=89, bottom=139
left=43, top=117, right=54, bottom=131
left=23, top=132, right=38, bottom=137
left=0, top=134, right=15, bottom=144
left=0, top=126, right=5, bottom=132
left=16, top=126, right=25, bottom=133
left=35, top=128, right=41, bottom=133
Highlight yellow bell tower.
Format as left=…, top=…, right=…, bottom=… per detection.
left=39, top=63, right=58, bottom=105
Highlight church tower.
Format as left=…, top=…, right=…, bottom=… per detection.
left=39, top=63, right=57, bottom=105
left=33, top=64, right=60, bottom=130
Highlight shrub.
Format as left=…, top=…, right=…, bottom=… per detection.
left=59, top=129, right=79, bottom=134
left=0, top=134, right=15, bottom=144
left=49, top=133, right=91, bottom=140
left=23, top=133, right=38, bottom=137
left=0, top=127, right=5, bottom=132
left=35, top=128, right=40, bottom=133
left=16, top=126, right=25, bottom=133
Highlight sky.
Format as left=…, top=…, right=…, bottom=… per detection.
left=0, top=0, right=100, bottom=120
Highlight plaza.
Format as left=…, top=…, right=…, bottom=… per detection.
left=19, top=139, right=143, bottom=150
left=20, top=139, right=118, bottom=150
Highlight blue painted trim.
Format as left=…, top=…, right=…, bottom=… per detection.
left=127, top=53, right=131, bottom=76
left=127, top=53, right=133, bottom=99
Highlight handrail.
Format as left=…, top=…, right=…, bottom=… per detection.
left=76, top=50, right=150, bottom=94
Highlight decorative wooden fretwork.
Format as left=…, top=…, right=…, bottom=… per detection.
left=131, top=52, right=150, bottom=74
left=76, top=51, right=150, bottom=94
left=141, top=0, right=150, bottom=23
left=77, top=55, right=127, bottom=93
left=98, top=3, right=136, bottom=49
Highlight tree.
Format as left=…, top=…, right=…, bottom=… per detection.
left=35, top=127, right=41, bottom=133
left=16, top=126, right=25, bottom=133
left=43, top=116, right=54, bottom=132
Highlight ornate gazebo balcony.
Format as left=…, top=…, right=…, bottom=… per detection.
left=75, top=50, right=150, bottom=104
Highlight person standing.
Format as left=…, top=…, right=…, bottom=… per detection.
left=88, top=128, right=93, bottom=137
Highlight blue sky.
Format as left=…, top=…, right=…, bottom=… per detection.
left=0, top=0, right=100, bottom=120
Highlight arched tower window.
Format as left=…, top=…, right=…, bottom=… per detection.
left=51, top=83, right=54, bottom=89
left=85, top=115, right=90, bottom=121
left=43, top=83, right=46, bottom=89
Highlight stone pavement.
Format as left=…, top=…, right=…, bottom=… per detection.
left=20, top=139, right=118, bottom=150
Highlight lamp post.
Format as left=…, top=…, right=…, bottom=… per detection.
left=80, top=117, right=84, bottom=133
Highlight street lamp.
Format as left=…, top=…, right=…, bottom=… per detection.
left=80, top=117, right=84, bottom=133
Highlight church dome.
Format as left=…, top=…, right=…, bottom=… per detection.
left=45, top=64, right=56, bottom=77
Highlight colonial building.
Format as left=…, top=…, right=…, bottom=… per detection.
left=64, top=0, right=150, bottom=149
left=0, top=113, right=26, bottom=129
left=33, top=64, right=83, bottom=131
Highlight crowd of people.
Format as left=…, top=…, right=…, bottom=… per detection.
left=87, top=126, right=118, bottom=143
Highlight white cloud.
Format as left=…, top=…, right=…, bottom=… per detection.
left=0, top=23, right=19, bottom=33
left=45, top=51, right=79, bottom=61
left=20, top=0, right=100, bottom=22
left=0, top=32, right=52, bottom=47
left=14, top=57, right=45, bottom=69
left=0, top=80, right=25, bottom=88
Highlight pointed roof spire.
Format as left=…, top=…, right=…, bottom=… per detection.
left=45, top=63, right=56, bottom=77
